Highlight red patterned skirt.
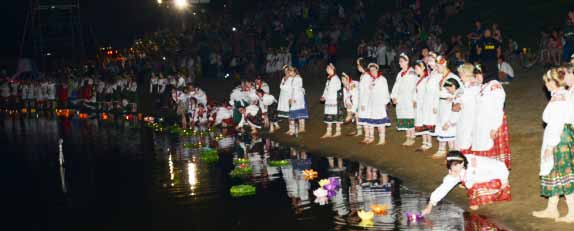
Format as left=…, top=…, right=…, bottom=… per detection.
left=415, top=125, right=435, bottom=135
left=465, top=115, right=511, bottom=169
left=466, top=179, right=511, bottom=207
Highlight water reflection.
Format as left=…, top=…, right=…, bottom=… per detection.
left=187, top=161, right=198, bottom=195
left=1, top=118, right=507, bottom=231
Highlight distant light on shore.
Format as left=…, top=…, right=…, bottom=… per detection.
left=174, top=0, right=189, bottom=10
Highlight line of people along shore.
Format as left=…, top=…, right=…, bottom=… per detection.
left=315, top=55, right=574, bottom=222
left=0, top=75, right=139, bottom=118
left=1, top=54, right=573, bottom=223
left=185, top=39, right=571, bottom=223
left=311, top=52, right=513, bottom=217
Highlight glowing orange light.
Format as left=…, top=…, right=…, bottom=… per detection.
left=302, top=169, right=318, bottom=181
left=101, top=113, right=109, bottom=120
left=370, top=204, right=390, bottom=216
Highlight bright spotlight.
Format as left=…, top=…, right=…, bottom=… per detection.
left=157, top=0, right=162, bottom=4
left=174, top=0, right=188, bottom=10
left=232, top=27, right=237, bottom=32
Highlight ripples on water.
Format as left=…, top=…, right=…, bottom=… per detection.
left=1, top=118, right=505, bottom=230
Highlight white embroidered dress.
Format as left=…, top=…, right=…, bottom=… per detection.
left=391, top=67, right=417, bottom=121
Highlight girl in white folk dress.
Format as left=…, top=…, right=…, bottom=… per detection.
left=455, top=64, right=481, bottom=155
left=341, top=73, right=361, bottom=136
left=357, top=58, right=371, bottom=143
left=320, top=63, right=344, bottom=138
left=433, top=56, right=462, bottom=159
left=280, top=66, right=308, bottom=136
left=471, top=65, right=512, bottom=169
left=419, top=53, right=441, bottom=151
left=532, top=68, right=574, bottom=223
left=422, top=151, right=510, bottom=215
left=391, top=53, right=418, bottom=146
left=277, top=66, right=291, bottom=121
left=358, top=63, right=391, bottom=145
left=413, top=60, right=430, bottom=150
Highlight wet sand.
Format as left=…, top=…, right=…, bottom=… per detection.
left=197, top=61, right=566, bottom=230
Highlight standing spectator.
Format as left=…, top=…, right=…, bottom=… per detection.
left=477, top=29, right=501, bottom=82
left=377, top=41, right=388, bottom=67
left=467, top=19, right=484, bottom=62
left=563, top=10, right=574, bottom=63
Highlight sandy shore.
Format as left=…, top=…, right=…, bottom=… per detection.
left=197, top=60, right=569, bottom=230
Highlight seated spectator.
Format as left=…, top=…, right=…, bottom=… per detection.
left=498, top=56, right=514, bottom=84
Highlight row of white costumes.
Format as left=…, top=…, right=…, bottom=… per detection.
left=414, top=70, right=507, bottom=155
left=16, top=83, right=57, bottom=100
left=149, top=76, right=186, bottom=94
left=97, top=79, right=137, bottom=97
left=278, top=75, right=308, bottom=119
left=390, top=67, right=417, bottom=129
left=265, top=52, right=292, bottom=74
left=358, top=72, right=391, bottom=127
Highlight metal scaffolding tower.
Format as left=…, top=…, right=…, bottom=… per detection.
left=21, top=0, right=85, bottom=69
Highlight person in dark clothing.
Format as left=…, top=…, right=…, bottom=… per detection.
left=467, top=20, right=484, bottom=63
left=563, top=10, right=574, bottom=63
left=477, top=29, right=501, bottom=82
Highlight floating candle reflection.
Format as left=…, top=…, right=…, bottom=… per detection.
left=318, top=179, right=330, bottom=187
left=358, top=210, right=374, bottom=227
left=370, top=204, right=389, bottom=216
left=302, top=169, right=318, bottom=181
left=313, top=188, right=328, bottom=205
left=405, top=212, right=424, bottom=223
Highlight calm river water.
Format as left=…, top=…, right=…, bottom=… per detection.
left=1, top=118, right=505, bottom=230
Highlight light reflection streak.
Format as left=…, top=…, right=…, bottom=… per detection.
left=187, top=161, right=198, bottom=196
left=168, top=154, right=174, bottom=186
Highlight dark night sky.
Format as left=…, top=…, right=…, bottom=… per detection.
left=2, top=0, right=163, bottom=61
